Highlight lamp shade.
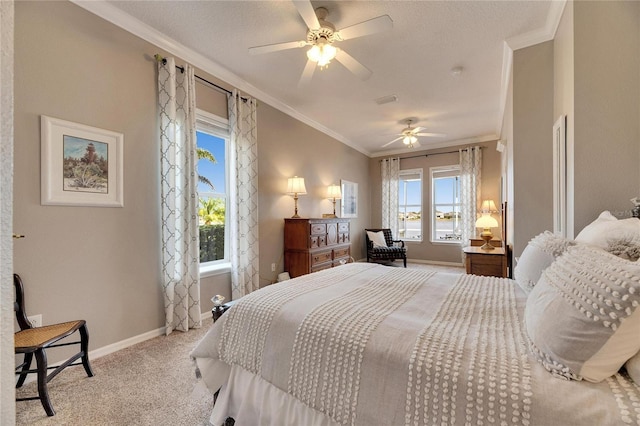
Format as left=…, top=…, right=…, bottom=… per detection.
left=287, top=176, right=307, bottom=195
left=326, top=184, right=342, bottom=199
left=475, top=213, right=499, bottom=229
left=481, top=199, right=498, bottom=213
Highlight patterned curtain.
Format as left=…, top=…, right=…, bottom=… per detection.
left=381, top=157, right=400, bottom=238
left=459, top=146, right=482, bottom=256
left=157, top=57, right=201, bottom=335
left=228, top=90, right=260, bottom=300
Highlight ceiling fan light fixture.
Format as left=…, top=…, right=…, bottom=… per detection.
left=403, top=135, right=417, bottom=145
left=307, top=38, right=337, bottom=68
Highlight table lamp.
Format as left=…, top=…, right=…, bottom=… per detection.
left=326, top=184, right=342, bottom=218
left=287, top=176, right=307, bottom=218
left=475, top=213, right=499, bottom=250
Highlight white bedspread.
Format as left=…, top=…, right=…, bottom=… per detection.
left=191, top=263, right=640, bottom=426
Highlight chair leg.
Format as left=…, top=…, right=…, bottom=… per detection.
left=16, top=352, right=33, bottom=388
left=34, top=349, right=55, bottom=416
left=79, top=324, right=94, bottom=377
left=403, top=257, right=407, bottom=268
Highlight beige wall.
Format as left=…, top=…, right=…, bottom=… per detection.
left=13, top=1, right=370, bottom=358
left=369, top=143, right=502, bottom=264
left=510, top=1, right=640, bottom=256
left=512, top=41, right=555, bottom=257
left=572, top=1, right=639, bottom=232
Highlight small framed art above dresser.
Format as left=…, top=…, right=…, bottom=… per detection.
left=284, top=218, right=351, bottom=278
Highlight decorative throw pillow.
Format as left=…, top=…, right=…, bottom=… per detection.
left=366, top=231, right=388, bottom=248
left=575, top=211, right=640, bottom=249
left=624, top=351, right=640, bottom=384
left=606, top=234, right=640, bottom=261
left=513, top=231, right=574, bottom=295
left=525, top=244, right=640, bottom=382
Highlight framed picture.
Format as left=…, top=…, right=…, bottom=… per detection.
left=341, top=180, right=358, bottom=218
left=41, top=115, right=124, bottom=207
left=552, top=115, right=566, bottom=236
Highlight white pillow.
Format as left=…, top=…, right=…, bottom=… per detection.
left=625, top=351, right=640, bottom=384
left=575, top=211, right=640, bottom=249
left=525, top=244, right=640, bottom=382
left=366, top=231, right=388, bottom=248
left=513, top=231, right=574, bottom=295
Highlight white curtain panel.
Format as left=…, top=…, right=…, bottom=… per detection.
left=228, top=90, right=260, bottom=300
left=459, top=146, right=482, bottom=255
left=381, top=157, right=400, bottom=237
left=157, top=57, right=201, bottom=335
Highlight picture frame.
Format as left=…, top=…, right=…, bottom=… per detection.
left=41, top=115, right=124, bottom=207
left=552, top=115, right=567, bottom=236
left=340, top=180, right=358, bottom=218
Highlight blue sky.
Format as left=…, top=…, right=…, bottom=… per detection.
left=400, top=176, right=458, bottom=207
left=196, top=131, right=226, bottom=194
left=64, top=136, right=108, bottom=159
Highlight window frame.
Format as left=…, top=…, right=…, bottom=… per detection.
left=196, top=109, right=231, bottom=277
left=430, top=165, right=462, bottom=244
left=398, top=168, right=423, bottom=243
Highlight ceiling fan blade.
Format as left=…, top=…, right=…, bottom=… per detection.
left=381, top=136, right=402, bottom=148
left=412, top=126, right=425, bottom=133
left=248, top=40, right=307, bottom=55
left=293, top=0, right=320, bottom=29
left=298, top=59, right=316, bottom=87
left=336, top=15, right=393, bottom=41
left=335, top=49, right=372, bottom=80
left=415, top=132, right=446, bottom=137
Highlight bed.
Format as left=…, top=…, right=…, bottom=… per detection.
left=191, top=214, right=640, bottom=426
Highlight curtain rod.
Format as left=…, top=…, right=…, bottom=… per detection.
left=154, top=54, right=248, bottom=102
left=379, top=146, right=482, bottom=162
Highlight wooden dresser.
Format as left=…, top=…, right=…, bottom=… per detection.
left=284, top=218, right=351, bottom=278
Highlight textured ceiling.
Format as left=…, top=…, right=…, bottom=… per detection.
left=105, top=0, right=553, bottom=156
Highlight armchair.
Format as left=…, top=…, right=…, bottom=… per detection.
left=365, top=228, right=407, bottom=267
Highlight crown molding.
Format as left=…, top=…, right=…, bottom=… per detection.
left=370, top=134, right=498, bottom=158
left=70, top=0, right=370, bottom=157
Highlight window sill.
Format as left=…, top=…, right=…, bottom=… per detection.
left=200, top=262, right=231, bottom=278
left=430, top=240, right=462, bottom=245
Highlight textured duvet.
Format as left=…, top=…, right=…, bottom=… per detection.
left=191, top=263, right=640, bottom=426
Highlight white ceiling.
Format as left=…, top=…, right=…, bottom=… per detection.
left=94, top=0, right=559, bottom=157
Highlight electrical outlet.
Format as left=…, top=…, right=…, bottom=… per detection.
left=28, top=314, right=42, bottom=328
left=271, top=263, right=276, bottom=272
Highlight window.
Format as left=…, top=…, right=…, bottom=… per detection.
left=398, top=169, right=423, bottom=241
left=431, top=166, right=461, bottom=243
left=196, top=110, right=229, bottom=274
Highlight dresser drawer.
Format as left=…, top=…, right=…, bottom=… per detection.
left=333, top=246, right=350, bottom=259
left=339, top=233, right=350, bottom=244
left=311, top=250, right=332, bottom=267
left=311, top=262, right=333, bottom=273
left=310, top=223, right=326, bottom=235
left=309, top=235, right=327, bottom=248
left=338, top=222, right=349, bottom=233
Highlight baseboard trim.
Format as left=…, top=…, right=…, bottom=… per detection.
left=407, top=259, right=464, bottom=267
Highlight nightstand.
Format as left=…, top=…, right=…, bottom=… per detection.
left=463, top=246, right=508, bottom=278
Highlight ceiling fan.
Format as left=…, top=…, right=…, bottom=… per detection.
left=248, top=1, right=393, bottom=85
left=382, top=119, right=446, bottom=149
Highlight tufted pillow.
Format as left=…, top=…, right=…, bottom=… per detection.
left=575, top=211, right=640, bottom=249
left=606, top=234, right=640, bottom=261
left=525, top=244, right=640, bottom=382
left=513, top=231, right=574, bottom=295
left=366, top=231, right=388, bottom=248
left=625, top=351, right=640, bottom=384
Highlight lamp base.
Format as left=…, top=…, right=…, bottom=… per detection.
left=480, top=229, right=495, bottom=250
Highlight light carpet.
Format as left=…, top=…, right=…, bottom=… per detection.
left=15, top=262, right=463, bottom=425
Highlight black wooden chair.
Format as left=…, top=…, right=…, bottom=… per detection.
left=365, top=228, right=407, bottom=267
left=14, top=273, right=94, bottom=416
